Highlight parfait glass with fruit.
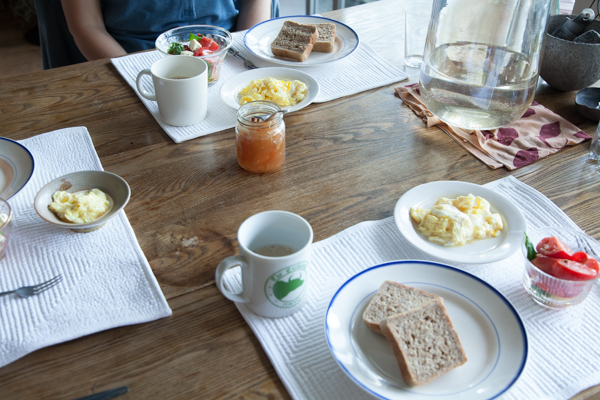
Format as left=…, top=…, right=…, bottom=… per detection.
left=155, top=25, right=233, bottom=86
left=523, top=227, right=600, bottom=309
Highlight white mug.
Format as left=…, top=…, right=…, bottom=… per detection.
left=136, top=56, right=208, bottom=126
left=215, top=210, right=313, bottom=318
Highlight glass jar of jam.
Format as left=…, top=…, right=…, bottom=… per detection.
left=236, top=101, right=285, bottom=173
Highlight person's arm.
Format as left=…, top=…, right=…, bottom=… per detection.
left=61, top=0, right=127, bottom=60
left=235, top=0, right=272, bottom=31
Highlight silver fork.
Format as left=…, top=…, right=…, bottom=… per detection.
left=0, top=275, right=63, bottom=298
left=227, top=48, right=258, bottom=69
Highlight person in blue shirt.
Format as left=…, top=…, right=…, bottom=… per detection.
left=60, top=0, right=275, bottom=61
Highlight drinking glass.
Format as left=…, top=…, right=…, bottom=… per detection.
left=404, top=2, right=433, bottom=68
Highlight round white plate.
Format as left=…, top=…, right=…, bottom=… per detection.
left=394, top=181, right=527, bottom=264
left=0, top=137, right=34, bottom=200
left=325, top=261, right=528, bottom=400
left=219, top=67, right=319, bottom=112
left=244, top=16, right=360, bottom=66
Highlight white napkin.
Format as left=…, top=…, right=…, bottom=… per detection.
left=0, top=127, right=172, bottom=368
left=111, top=31, right=407, bottom=143
left=222, top=176, right=600, bottom=400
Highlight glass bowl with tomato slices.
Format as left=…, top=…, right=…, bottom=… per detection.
left=523, top=227, right=600, bottom=309
left=155, top=25, right=233, bottom=86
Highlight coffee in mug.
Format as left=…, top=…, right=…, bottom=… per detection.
left=215, top=210, right=313, bottom=318
left=252, top=244, right=297, bottom=257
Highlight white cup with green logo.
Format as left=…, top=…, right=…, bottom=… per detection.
left=215, top=210, right=313, bottom=318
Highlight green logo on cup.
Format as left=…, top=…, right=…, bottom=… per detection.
left=264, top=262, right=308, bottom=308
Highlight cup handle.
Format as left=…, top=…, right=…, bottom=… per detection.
left=215, top=256, right=248, bottom=303
left=135, top=69, right=156, bottom=101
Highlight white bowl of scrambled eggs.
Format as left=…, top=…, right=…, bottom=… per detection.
left=34, top=171, right=130, bottom=232
left=219, top=67, right=319, bottom=112
left=394, top=181, right=527, bottom=264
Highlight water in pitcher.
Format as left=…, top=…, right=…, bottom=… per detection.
left=420, top=42, right=539, bottom=130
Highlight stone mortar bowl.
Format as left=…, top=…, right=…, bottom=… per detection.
left=540, top=15, right=600, bottom=92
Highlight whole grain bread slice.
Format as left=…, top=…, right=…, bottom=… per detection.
left=312, top=23, right=336, bottom=53
left=271, top=21, right=318, bottom=62
left=362, top=280, right=440, bottom=334
left=379, top=299, right=467, bottom=386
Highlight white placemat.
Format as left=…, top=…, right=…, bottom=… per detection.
left=0, top=127, right=172, bottom=368
left=111, top=31, right=407, bottom=143
left=222, top=175, right=600, bottom=400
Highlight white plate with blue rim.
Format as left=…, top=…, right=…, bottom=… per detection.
left=325, top=260, right=528, bottom=400
left=0, top=137, right=34, bottom=200
left=394, top=181, right=527, bottom=264
left=244, top=15, right=360, bottom=66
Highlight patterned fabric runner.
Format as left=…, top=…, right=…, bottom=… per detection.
left=395, top=83, right=590, bottom=170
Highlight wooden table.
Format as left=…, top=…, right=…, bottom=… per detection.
left=0, top=0, right=599, bottom=398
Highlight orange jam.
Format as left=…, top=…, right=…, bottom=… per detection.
left=236, top=101, right=285, bottom=173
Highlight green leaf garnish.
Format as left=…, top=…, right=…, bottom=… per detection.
left=167, top=42, right=184, bottom=55
left=525, top=232, right=537, bottom=261
left=189, top=33, right=204, bottom=42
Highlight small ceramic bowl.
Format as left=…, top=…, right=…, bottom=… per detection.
left=522, top=227, right=600, bottom=309
left=34, top=171, right=130, bottom=232
left=576, top=87, right=600, bottom=121
left=0, top=198, right=13, bottom=258
left=155, top=25, right=233, bottom=86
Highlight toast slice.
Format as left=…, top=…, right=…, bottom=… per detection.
left=363, top=280, right=440, bottom=334
left=271, top=21, right=318, bottom=62
left=379, top=299, right=467, bottom=386
left=312, top=23, right=336, bottom=53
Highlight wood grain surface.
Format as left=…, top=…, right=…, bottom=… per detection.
left=0, top=0, right=599, bottom=398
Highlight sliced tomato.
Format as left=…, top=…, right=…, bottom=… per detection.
left=200, top=49, right=213, bottom=56
left=533, top=281, right=553, bottom=295
left=193, top=48, right=203, bottom=57
left=551, top=259, right=598, bottom=281
left=531, top=255, right=556, bottom=275
left=533, top=280, right=585, bottom=299
left=571, top=251, right=600, bottom=273
left=200, top=37, right=213, bottom=48
left=536, top=236, right=574, bottom=259
left=184, top=44, right=191, bottom=52
left=584, top=258, right=599, bottom=274
left=208, top=40, right=219, bottom=51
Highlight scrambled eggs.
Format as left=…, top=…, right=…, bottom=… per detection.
left=410, top=194, right=503, bottom=246
left=238, top=77, right=307, bottom=107
left=48, top=189, right=110, bottom=224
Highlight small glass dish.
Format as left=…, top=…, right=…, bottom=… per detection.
left=0, top=198, right=13, bottom=259
left=523, top=227, right=600, bottom=309
left=155, top=25, right=233, bottom=86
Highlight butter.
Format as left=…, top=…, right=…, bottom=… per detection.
left=48, top=189, right=111, bottom=224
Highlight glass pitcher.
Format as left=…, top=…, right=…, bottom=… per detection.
left=419, top=0, right=552, bottom=130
